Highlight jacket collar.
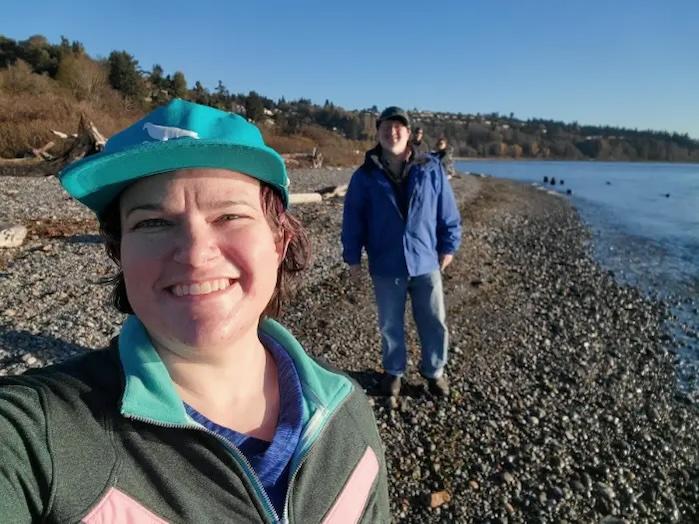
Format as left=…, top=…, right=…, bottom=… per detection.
left=362, top=144, right=431, bottom=173
left=117, top=315, right=353, bottom=434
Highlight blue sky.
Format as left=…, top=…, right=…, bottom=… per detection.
left=5, top=0, right=699, bottom=138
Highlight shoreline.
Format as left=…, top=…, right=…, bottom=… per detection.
left=287, top=171, right=698, bottom=521
left=1, top=171, right=697, bottom=521
left=453, top=156, right=699, bottom=165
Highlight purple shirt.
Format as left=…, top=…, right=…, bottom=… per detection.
left=185, top=334, right=304, bottom=516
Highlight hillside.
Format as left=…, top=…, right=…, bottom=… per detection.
left=1, top=34, right=697, bottom=165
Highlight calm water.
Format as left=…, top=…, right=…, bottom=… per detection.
left=456, top=160, right=699, bottom=399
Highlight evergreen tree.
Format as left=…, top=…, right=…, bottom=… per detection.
left=245, top=91, right=265, bottom=122
left=172, top=71, right=188, bottom=98
left=191, top=81, right=209, bottom=105
left=149, top=64, right=164, bottom=89
left=211, top=80, right=230, bottom=108
left=0, top=36, right=19, bottom=68
left=215, top=80, right=229, bottom=98
left=108, top=50, right=144, bottom=99
left=71, top=40, right=85, bottom=56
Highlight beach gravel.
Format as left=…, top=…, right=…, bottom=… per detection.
left=1, top=169, right=697, bottom=522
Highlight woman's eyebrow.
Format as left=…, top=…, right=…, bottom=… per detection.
left=124, top=200, right=256, bottom=219
left=201, top=199, right=256, bottom=210
left=124, top=203, right=163, bottom=219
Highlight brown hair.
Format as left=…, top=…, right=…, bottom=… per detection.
left=99, top=183, right=311, bottom=319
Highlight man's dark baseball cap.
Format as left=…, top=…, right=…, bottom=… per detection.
left=376, top=106, right=411, bottom=128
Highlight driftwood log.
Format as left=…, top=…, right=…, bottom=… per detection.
left=281, top=147, right=323, bottom=169
left=288, top=184, right=347, bottom=205
left=31, top=141, right=56, bottom=160
left=0, top=115, right=106, bottom=177
left=289, top=192, right=323, bottom=205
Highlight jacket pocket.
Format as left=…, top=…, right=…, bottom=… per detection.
left=321, top=446, right=379, bottom=524
left=82, top=487, right=168, bottom=524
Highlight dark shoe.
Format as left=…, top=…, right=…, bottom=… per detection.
left=380, top=373, right=402, bottom=397
left=427, top=375, right=450, bottom=397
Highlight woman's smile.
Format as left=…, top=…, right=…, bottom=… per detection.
left=169, top=278, right=235, bottom=297
left=119, top=168, right=283, bottom=352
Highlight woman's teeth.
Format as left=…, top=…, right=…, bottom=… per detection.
left=172, top=279, right=232, bottom=297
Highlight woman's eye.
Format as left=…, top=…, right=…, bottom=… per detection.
left=133, top=218, right=169, bottom=230
left=217, top=214, right=244, bottom=223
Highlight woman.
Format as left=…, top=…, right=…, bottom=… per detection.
left=0, top=99, right=390, bottom=523
left=433, top=137, right=456, bottom=178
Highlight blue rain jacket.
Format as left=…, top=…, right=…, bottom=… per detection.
left=342, top=146, right=462, bottom=277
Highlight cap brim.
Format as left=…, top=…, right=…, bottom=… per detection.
left=60, top=139, right=289, bottom=214
left=377, top=116, right=410, bottom=128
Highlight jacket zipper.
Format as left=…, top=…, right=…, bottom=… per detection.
left=122, top=414, right=281, bottom=523
left=282, top=392, right=352, bottom=524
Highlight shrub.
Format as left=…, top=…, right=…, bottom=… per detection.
left=55, top=54, right=107, bottom=102
left=262, top=124, right=370, bottom=167
left=0, top=87, right=142, bottom=159
left=0, top=59, right=52, bottom=95
left=263, top=131, right=315, bottom=153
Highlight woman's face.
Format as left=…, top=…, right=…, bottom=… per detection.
left=119, top=168, right=282, bottom=353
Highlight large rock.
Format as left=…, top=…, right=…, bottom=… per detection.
left=0, top=224, right=28, bottom=248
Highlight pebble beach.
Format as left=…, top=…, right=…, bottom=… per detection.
left=1, top=169, right=697, bottom=522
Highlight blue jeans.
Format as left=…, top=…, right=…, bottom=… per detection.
left=371, top=270, right=448, bottom=379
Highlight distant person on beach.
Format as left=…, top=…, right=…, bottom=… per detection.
left=434, top=137, right=457, bottom=178
left=0, top=99, right=389, bottom=522
left=341, top=106, right=462, bottom=398
left=411, top=126, right=430, bottom=155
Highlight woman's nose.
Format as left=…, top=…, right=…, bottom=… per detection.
left=172, top=222, right=220, bottom=267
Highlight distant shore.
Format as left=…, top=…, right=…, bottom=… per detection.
left=1, top=171, right=697, bottom=521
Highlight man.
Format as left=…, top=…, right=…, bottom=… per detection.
left=341, top=106, right=462, bottom=398
left=411, top=127, right=430, bottom=155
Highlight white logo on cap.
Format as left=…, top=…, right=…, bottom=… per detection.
left=143, top=122, right=200, bottom=141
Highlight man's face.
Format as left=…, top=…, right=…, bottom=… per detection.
left=378, top=119, right=410, bottom=156
left=415, top=130, right=424, bottom=142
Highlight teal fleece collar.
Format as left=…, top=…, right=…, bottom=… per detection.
left=118, top=316, right=354, bottom=437
left=118, top=315, right=188, bottom=424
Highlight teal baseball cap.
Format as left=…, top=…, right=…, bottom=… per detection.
left=59, top=98, right=289, bottom=214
